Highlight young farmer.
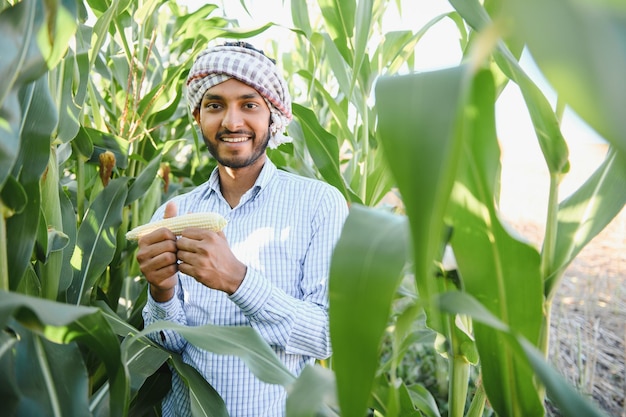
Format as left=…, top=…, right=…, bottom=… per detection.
left=137, top=41, right=348, bottom=416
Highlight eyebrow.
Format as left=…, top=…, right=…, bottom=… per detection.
left=202, top=92, right=262, bottom=101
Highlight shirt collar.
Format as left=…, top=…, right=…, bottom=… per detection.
left=205, top=157, right=277, bottom=199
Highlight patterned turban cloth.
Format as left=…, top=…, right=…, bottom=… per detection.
left=186, top=42, right=293, bottom=149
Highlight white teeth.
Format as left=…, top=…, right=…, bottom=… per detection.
left=222, top=137, right=248, bottom=143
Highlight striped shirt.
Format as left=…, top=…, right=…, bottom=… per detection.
left=142, top=159, right=349, bottom=417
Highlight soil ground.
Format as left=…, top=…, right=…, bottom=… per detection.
left=500, top=140, right=625, bottom=417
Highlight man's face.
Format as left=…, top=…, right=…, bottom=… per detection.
left=195, top=78, right=271, bottom=170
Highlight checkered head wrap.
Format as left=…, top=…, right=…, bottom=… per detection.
left=186, top=42, right=293, bottom=149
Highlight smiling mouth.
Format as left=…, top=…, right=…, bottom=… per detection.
left=221, top=137, right=249, bottom=143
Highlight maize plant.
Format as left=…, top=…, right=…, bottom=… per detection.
left=1, top=0, right=624, bottom=416
left=0, top=0, right=284, bottom=414
left=323, top=1, right=625, bottom=417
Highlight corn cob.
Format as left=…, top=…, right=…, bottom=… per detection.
left=126, top=212, right=227, bottom=241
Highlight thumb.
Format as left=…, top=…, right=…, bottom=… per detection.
left=164, top=201, right=178, bottom=219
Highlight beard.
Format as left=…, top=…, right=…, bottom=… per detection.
left=201, top=127, right=271, bottom=169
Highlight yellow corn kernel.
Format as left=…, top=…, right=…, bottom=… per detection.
left=126, top=212, right=227, bottom=241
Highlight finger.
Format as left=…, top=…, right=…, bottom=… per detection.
left=176, top=235, right=203, bottom=253
left=177, top=248, right=192, bottom=265
left=138, top=227, right=177, bottom=245
left=164, top=201, right=178, bottom=219
left=137, top=241, right=178, bottom=266
left=151, top=263, right=179, bottom=281
left=179, top=227, right=214, bottom=241
left=177, top=261, right=195, bottom=279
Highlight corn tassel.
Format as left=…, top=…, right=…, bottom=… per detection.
left=126, top=212, right=227, bottom=241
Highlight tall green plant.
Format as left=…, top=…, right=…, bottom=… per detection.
left=2, top=0, right=624, bottom=416
left=0, top=0, right=289, bottom=414
left=277, top=0, right=461, bottom=206
left=325, top=0, right=624, bottom=416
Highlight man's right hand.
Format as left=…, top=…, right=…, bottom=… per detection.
left=136, top=201, right=179, bottom=302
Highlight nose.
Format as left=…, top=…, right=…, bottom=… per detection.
left=221, top=106, right=244, bottom=131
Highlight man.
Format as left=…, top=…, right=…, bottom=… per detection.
left=137, top=41, right=349, bottom=417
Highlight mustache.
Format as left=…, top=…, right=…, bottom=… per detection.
left=216, top=128, right=254, bottom=139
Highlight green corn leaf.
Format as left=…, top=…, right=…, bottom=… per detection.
left=58, top=185, right=77, bottom=296
left=34, top=208, right=49, bottom=263
left=5, top=182, right=40, bottom=291
left=377, top=12, right=446, bottom=76
left=505, top=0, right=626, bottom=155
left=36, top=0, right=77, bottom=70
left=67, top=177, right=129, bottom=305
left=97, top=301, right=172, bottom=405
left=364, top=147, right=394, bottom=207
left=448, top=69, right=544, bottom=416
left=133, top=0, right=163, bottom=26
left=0, top=92, right=22, bottom=190
left=172, top=3, right=220, bottom=32
left=219, top=22, right=277, bottom=39
left=376, top=65, right=473, bottom=332
left=292, top=103, right=357, bottom=202
left=396, top=381, right=430, bottom=417
left=438, top=291, right=610, bottom=417
left=90, top=0, right=133, bottom=68
left=16, top=76, right=58, bottom=183
left=39, top=148, right=64, bottom=300
left=406, top=383, right=442, bottom=417
left=285, top=365, right=339, bottom=417
left=318, top=0, right=355, bottom=60
left=0, top=290, right=95, bottom=330
left=352, top=0, right=373, bottom=94
left=518, top=337, right=611, bottom=417
left=3, top=79, right=54, bottom=285
left=0, top=175, right=27, bottom=215
left=126, top=154, right=162, bottom=205
left=451, top=0, right=570, bottom=176
left=140, top=65, right=186, bottom=125
left=295, top=70, right=353, bottom=146
left=169, top=354, right=229, bottom=417
left=171, top=5, right=224, bottom=49
left=7, top=327, right=90, bottom=417
left=120, top=336, right=170, bottom=393
left=54, top=52, right=83, bottom=144
left=0, top=290, right=130, bottom=417
left=127, top=367, right=171, bottom=416
left=494, top=45, right=570, bottom=176
left=6, top=76, right=53, bottom=287
left=133, top=321, right=296, bottom=388
left=320, top=33, right=354, bottom=107
left=0, top=0, right=52, bottom=187
left=0, top=0, right=49, bottom=104
left=547, top=147, right=626, bottom=295
left=448, top=0, right=490, bottom=31
left=290, top=0, right=313, bottom=38
left=73, top=127, right=95, bottom=159
left=329, top=204, right=409, bottom=417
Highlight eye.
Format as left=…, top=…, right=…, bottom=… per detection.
left=243, top=102, right=259, bottom=110
left=204, top=102, right=222, bottom=110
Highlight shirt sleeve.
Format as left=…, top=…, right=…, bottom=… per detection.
left=228, top=186, right=348, bottom=359
left=142, top=277, right=189, bottom=353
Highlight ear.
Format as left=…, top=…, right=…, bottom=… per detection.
left=193, top=107, right=201, bottom=124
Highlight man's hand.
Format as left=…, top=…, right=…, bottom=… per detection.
left=176, top=228, right=247, bottom=295
left=136, top=202, right=179, bottom=302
